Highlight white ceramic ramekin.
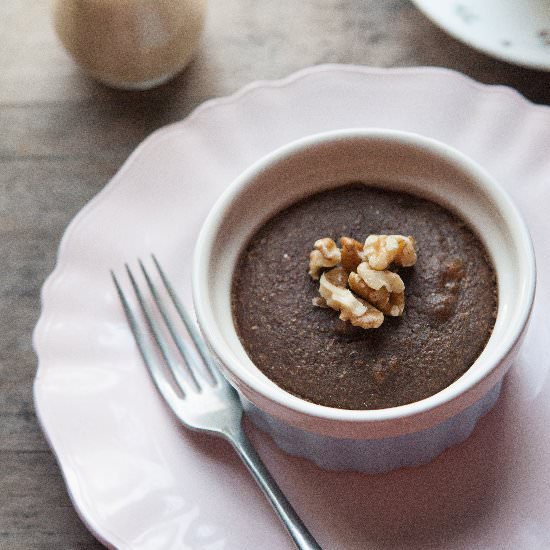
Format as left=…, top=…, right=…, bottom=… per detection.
left=192, top=129, right=536, bottom=473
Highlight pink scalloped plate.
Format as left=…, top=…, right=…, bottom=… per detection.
left=33, top=65, right=550, bottom=549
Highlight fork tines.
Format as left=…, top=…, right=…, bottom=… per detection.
left=111, top=255, right=222, bottom=400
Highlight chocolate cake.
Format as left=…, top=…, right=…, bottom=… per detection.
left=231, top=184, right=497, bottom=410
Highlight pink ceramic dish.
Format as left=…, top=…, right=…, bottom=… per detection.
left=193, top=128, right=535, bottom=472
left=32, top=65, right=550, bottom=548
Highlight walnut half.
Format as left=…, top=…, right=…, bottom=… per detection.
left=363, top=234, right=417, bottom=271
left=340, top=237, right=364, bottom=272
left=319, top=267, right=384, bottom=329
left=349, top=262, right=405, bottom=317
left=308, top=238, right=341, bottom=280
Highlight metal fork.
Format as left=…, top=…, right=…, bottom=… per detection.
left=111, top=256, right=321, bottom=550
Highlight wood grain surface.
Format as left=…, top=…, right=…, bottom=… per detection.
left=2, top=1, right=550, bottom=548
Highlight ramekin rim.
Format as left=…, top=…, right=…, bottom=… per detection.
left=192, top=128, right=536, bottom=427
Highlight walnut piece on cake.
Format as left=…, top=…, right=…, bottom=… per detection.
left=319, top=267, right=384, bottom=329
left=342, top=297, right=385, bottom=329
left=363, top=234, right=417, bottom=271
left=340, top=236, right=364, bottom=272
left=349, top=263, right=405, bottom=317
left=308, top=237, right=341, bottom=279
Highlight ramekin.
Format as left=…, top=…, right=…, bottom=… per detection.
left=192, top=129, right=536, bottom=473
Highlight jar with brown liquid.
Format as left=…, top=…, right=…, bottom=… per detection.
left=54, top=0, right=206, bottom=90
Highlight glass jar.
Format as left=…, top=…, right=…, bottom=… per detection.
left=53, top=0, right=206, bottom=90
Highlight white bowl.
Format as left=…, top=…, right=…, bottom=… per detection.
left=192, top=128, right=535, bottom=473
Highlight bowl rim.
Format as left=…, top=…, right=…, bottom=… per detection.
left=192, top=128, right=536, bottom=431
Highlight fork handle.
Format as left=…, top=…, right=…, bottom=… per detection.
left=228, top=428, right=322, bottom=550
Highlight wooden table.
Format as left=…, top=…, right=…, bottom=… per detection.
left=2, top=1, right=550, bottom=548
